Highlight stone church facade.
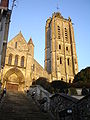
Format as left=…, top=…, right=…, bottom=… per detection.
left=0, top=12, right=78, bottom=92
left=2, top=32, right=50, bottom=91
left=45, top=12, right=78, bottom=83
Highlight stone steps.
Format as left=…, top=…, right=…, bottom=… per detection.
left=0, top=92, right=52, bottom=120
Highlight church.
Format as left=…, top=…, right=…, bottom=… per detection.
left=1, top=12, right=78, bottom=92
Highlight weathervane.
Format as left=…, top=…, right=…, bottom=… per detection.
left=57, top=3, right=60, bottom=11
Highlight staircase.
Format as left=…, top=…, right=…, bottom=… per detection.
left=0, top=92, right=52, bottom=120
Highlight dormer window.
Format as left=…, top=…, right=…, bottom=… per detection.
left=15, top=42, right=17, bottom=49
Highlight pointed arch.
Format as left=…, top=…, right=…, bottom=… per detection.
left=3, top=67, right=25, bottom=83
left=8, top=53, right=13, bottom=65
left=21, top=56, right=25, bottom=67
left=14, top=55, right=18, bottom=66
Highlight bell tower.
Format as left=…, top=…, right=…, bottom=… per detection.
left=45, top=12, right=78, bottom=83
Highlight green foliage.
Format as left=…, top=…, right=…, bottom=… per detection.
left=32, top=77, right=53, bottom=93
left=33, top=78, right=69, bottom=93
left=51, top=80, right=68, bottom=90
left=73, top=67, right=90, bottom=83
left=68, top=87, right=77, bottom=95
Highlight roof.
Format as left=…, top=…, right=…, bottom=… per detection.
left=77, top=93, right=90, bottom=103
left=8, top=31, right=27, bottom=44
left=28, top=38, right=34, bottom=46
left=50, top=93, right=78, bottom=103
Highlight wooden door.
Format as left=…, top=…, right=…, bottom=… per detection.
left=6, top=83, right=18, bottom=92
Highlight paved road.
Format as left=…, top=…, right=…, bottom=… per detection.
left=0, top=92, right=52, bottom=120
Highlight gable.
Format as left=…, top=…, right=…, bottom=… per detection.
left=7, top=32, right=28, bottom=51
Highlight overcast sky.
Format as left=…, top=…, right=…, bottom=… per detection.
left=8, top=0, right=90, bottom=72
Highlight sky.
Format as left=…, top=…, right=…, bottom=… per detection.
left=8, top=0, right=90, bottom=72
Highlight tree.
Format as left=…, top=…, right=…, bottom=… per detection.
left=73, top=67, right=90, bottom=83
left=50, top=80, right=69, bottom=93
left=32, top=77, right=53, bottom=93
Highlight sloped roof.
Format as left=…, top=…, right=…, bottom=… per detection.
left=50, top=93, right=78, bottom=103
left=28, top=37, right=34, bottom=46
left=8, top=31, right=27, bottom=44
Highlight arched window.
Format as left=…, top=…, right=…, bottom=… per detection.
left=21, top=56, right=24, bottom=67
left=8, top=54, right=12, bottom=65
left=14, top=55, right=18, bottom=66
left=15, top=42, right=17, bottom=49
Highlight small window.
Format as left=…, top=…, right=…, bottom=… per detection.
left=69, top=79, right=71, bottom=83
left=61, top=78, right=63, bottom=81
left=60, top=57, right=62, bottom=64
left=66, top=47, right=68, bottom=51
left=59, top=44, right=61, bottom=49
left=67, top=58, right=70, bottom=65
left=15, top=42, right=17, bottom=49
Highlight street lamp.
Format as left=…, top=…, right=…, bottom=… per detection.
left=67, top=109, right=72, bottom=114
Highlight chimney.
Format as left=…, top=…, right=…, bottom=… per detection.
left=0, top=0, right=9, bottom=8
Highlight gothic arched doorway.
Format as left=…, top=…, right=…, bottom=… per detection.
left=3, top=67, right=25, bottom=92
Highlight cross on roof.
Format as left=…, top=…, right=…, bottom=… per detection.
left=57, top=3, right=60, bottom=11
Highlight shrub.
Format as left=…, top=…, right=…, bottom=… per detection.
left=32, top=77, right=53, bottom=93
left=68, top=87, right=77, bottom=95
left=51, top=80, right=69, bottom=93
left=73, top=67, right=90, bottom=83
